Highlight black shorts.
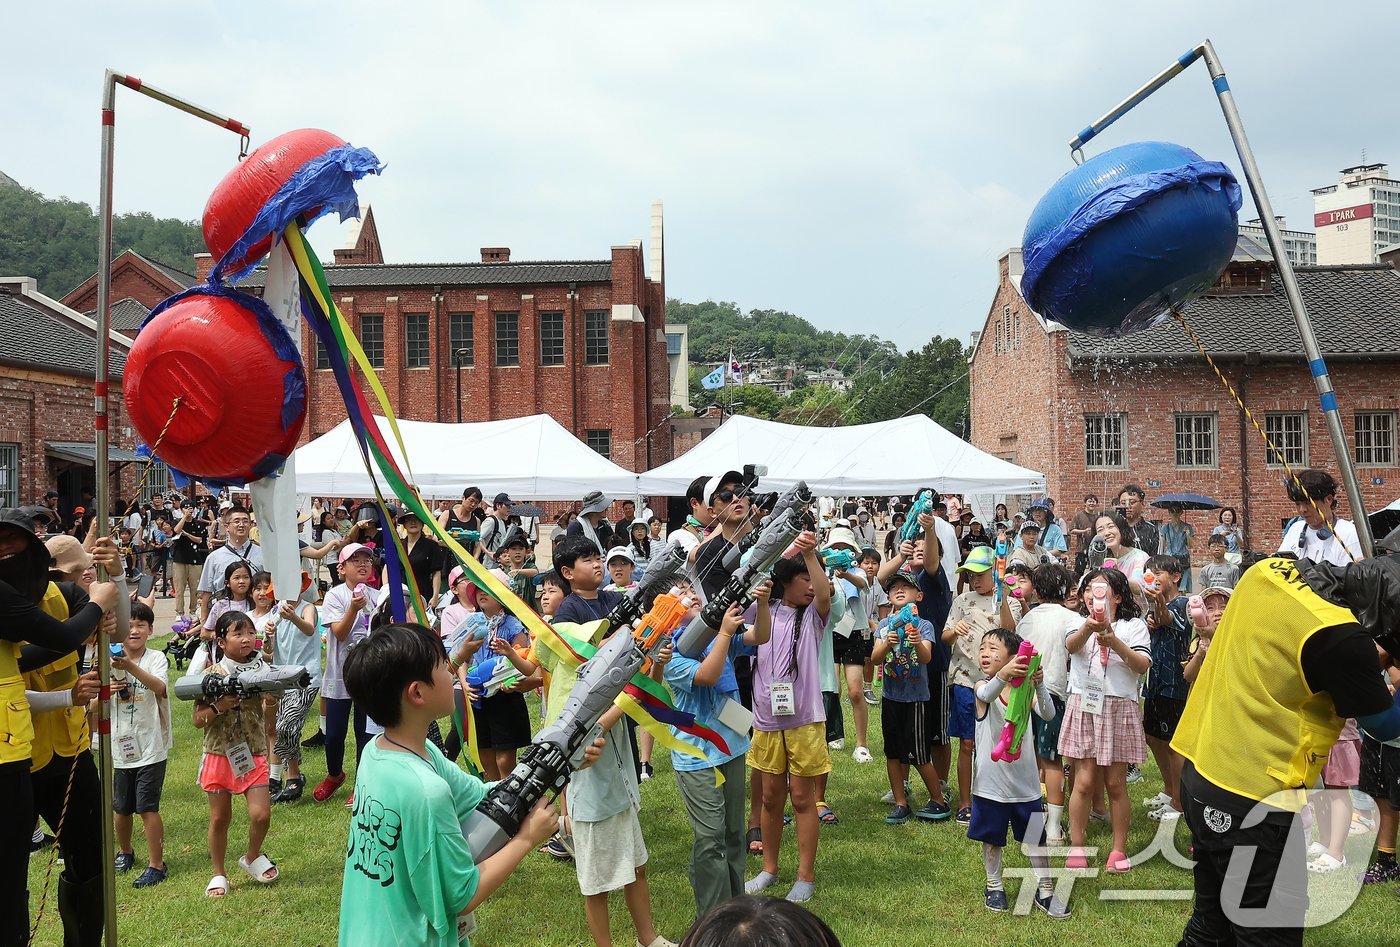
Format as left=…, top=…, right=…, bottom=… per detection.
left=881, top=698, right=937, bottom=766
left=1142, top=696, right=1187, bottom=741
left=472, top=692, right=532, bottom=750
left=833, top=632, right=872, bottom=666
left=112, top=761, right=167, bottom=815
left=1360, top=735, right=1400, bottom=808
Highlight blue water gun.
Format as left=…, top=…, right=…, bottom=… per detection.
left=819, top=548, right=856, bottom=572
left=883, top=604, right=921, bottom=676
left=994, top=528, right=1010, bottom=602
left=899, top=490, right=935, bottom=545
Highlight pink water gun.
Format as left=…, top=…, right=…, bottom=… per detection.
left=1090, top=578, right=1114, bottom=667
left=990, top=641, right=1041, bottom=763
left=1141, top=569, right=1158, bottom=595
left=1188, top=595, right=1207, bottom=631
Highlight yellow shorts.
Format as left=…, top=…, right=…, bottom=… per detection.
left=747, top=722, right=831, bottom=778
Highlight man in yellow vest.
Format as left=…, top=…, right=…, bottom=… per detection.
left=0, top=507, right=117, bottom=946
left=1172, top=551, right=1400, bottom=946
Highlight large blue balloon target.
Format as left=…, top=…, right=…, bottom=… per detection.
left=1021, top=141, right=1242, bottom=338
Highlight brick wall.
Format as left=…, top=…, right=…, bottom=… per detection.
left=970, top=253, right=1400, bottom=559
left=62, top=251, right=183, bottom=314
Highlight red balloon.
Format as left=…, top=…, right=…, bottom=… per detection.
left=124, top=294, right=306, bottom=482
left=203, top=128, right=347, bottom=273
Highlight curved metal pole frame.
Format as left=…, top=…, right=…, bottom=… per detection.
left=95, top=69, right=249, bottom=946
left=1066, top=40, right=1375, bottom=555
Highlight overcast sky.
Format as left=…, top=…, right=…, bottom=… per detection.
left=4, top=2, right=1395, bottom=350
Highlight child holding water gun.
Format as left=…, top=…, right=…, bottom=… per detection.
left=970, top=628, right=1068, bottom=918
left=873, top=568, right=951, bottom=825
left=1061, top=567, right=1151, bottom=872
left=1140, top=556, right=1192, bottom=823
left=943, top=545, right=1001, bottom=825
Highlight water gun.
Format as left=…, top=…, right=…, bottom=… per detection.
left=883, top=604, right=921, bottom=675
left=1090, top=578, right=1114, bottom=668
left=174, top=664, right=311, bottom=701
left=819, top=548, right=856, bottom=572
left=677, top=482, right=813, bottom=658
left=993, top=529, right=1010, bottom=601
left=631, top=592, right=690, bottom=676
left=898, top=489, right=935, bottom=545
left=990, top=641, right=1041, bottom=763
left=1188, top=594, right=1207, bottom=631
left=1141, top=569, right=1159, bottom=595
left=449, top=528, right=481, bottom=544
left=466, top=653, right=524, bottom=704
left=170, top=614, right=195, bottom=638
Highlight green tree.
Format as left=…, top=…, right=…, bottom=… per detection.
left=849, top=335, right=969, bottom=434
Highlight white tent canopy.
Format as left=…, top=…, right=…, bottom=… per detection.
left=290, top=414, right=648, bottom=500
left=640, top=415, right=1045, bottom=496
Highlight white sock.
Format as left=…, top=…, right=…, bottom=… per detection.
left=270, top=763, right=283, bottom=782
left=320, top=715, right=327, bottom=733
left=1047, top=803, right=1065, bottom=838
left=33, top=825, right=44, bottom=844
left=983, top=844, right=1004, bottom=890
left=1031, top=849, right=1053, bottom=892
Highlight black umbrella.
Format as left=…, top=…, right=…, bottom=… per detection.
left=1368, top=498, right=1400, bottom=542
left=1150, top=492, right=1222, bottom=512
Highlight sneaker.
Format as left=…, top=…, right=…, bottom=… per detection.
left=852, top=746, right=873, bottom=763
left=640, top=763, right=654, bottom=782
left=314, top=772, right=347, bottom=802
left=268, top=776, right=283, bottom=797
left=1089, top=809, right=1111, bottom=823
left=1361, top=859, right=1400, bottom=884
left=827, top=738, right=844, bottom=751
left=1307, top=853, right=1346, bottom=873
left=1034, top=889, right=1071, bottom=919
left=114, top=851, right=135, bottom=873
left=541, top=837, right=572, bottom=860
left=984, top=886, right=1009, bottom=913
left=1148, top=806, right=1182, bottom=822
left=1307, top=841, right=1326, bottom=859
left=1065, top=848, right=1089, bottom=870
left=863, top=688, right=878, bottom=706
left=636, top=937, right=678, bottom=947
left=132, top=865, right=167, bottom=888
left=302, top=730, right=326, bottom=749
left=880, top=780, right=911, bottom=804
left=886, top=805, right=913, bottom=825
left=916, top=800, right=951, bottom=822
left=1143, top=792, right=1172, bottom=809
left=344, top=791, right=355, bottom=810
left=1125, top=765, right=1144, bottom=784
left=955, top=806, right=972, bottom=827
left=274, top=776, right=306, bottom=804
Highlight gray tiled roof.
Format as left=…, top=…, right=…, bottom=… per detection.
left=107, top=297, right=151, bottom=334
left=0, top=291, right=127, bottom=377
left=1065, top=265, right=1400, bottom=362
left=237, top=260, right=612, bottom=289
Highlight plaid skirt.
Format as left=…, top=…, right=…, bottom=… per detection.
left=1058, top=693, right=1146, bottom=766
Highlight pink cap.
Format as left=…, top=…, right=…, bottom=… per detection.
left=338, top=542, right=374, bottom=565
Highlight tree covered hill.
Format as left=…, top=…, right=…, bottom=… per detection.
left=0, top=177, right=204, bottom=297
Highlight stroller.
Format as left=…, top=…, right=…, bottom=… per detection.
left=164, top=614, right=199, bottom=670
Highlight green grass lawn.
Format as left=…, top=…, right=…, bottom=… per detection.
left=27, top=637, right=1399, bottom=946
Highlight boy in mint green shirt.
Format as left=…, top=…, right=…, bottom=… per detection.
left=339, top=623, right=573, bottom=946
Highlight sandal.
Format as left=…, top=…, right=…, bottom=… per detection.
left=817, top=802, right=839, bottom=826
left=205, top=874, right=230, bottom=898
left=746, top=826, right=763, bottom=856
left=238, top=853, right=279, bottom=884
left=274, top=776, right=306, bottom=804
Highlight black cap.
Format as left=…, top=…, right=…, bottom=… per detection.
left=44, top=490, right=60, bottom=499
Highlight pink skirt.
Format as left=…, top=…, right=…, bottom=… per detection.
left=1058, top=693, right=1146, bottom=766
left=198, top=752, right=270, bottom=795
left=1322, top=738, right=1361, bottom=787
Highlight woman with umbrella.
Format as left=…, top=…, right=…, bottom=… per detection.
left=1159, top=505, right=1196, bottom=592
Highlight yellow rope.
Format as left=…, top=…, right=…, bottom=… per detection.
left=1169, top=306, right=1357, bottom=563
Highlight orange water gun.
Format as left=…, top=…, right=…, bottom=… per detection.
left=634, top=592, right=690, bottom=675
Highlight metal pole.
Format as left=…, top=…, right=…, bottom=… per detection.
left=1193, top=40, right=1373, bottom=554
left=1063, top=40, right=1374, bottom=555
left=94, top=68, right=250, bottom=947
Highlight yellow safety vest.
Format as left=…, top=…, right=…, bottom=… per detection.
left=1172, top=557, right=1353, bottom=810
left=23, top=583, right=90, bottom=772
left=0, top=639, right=32, bottom=765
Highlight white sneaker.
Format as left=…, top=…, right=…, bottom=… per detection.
left=881, top=789, right=896, bottom=804
left=1143, top=792, right=1172, bottom=809
left=852, top=746, right=873, bottom=763
left=1307, top=841, right=1325, bottom=859
left=1148, top=806, right=1182, bottom=822
left=636, top=937, right=678, bottom=947
left=827, top=739, right=844, bottom=750
left=1307, top=853, right=1346, bottom=873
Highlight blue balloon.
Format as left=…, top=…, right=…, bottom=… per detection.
left=1021, top=141, right=1242, bottom=338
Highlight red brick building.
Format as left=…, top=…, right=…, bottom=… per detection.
left=0, top=277, right=141, bottom=510
left=223, top=207, right=675, bottom=472
left=61, top=248, right=196, bottom=334
left=968, top=238, right=1400, bottom=557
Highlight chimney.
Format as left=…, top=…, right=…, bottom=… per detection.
left=649, top=200, right=664, bottom=285
left=481, top=248, right=510, bottom=263
left=194, top=252, right=214, bottom=282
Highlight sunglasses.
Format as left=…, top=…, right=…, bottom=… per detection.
left=714, top=487, right=746, bottom=504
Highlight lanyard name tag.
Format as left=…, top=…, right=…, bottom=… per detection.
left=227, top=740, right=256, bottom=778
left=457, top=910, right=477, bottom=944
left=1081, top=676, right=1105, bottom=716
left=715, top=696, right=755, bottom=734
left=117, top=734, right=141, bottom=764
left=770, top=681, right=796, bottom=717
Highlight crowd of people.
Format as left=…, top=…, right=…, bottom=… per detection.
left=6, top=463, right=1400, bottom=946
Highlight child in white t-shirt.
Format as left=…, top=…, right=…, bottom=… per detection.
left=1060, top=567, right=1152, bottom=873
left=110, top=602, right=172, bottom=887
